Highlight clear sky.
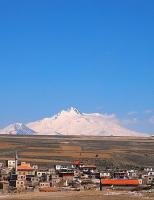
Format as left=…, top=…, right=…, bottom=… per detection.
left=0, top=0, right=154, bottom=134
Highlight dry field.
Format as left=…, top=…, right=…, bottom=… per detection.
left=0, top=135, right=154, bottom=168
left=1, top=191, right=154, bottom=200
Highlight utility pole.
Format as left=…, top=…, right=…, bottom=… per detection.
left=15, top=151, right=18, bottom=174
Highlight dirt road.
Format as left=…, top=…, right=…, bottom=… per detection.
left=1, top=191, right=154, bottom=200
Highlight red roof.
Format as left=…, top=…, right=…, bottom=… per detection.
left=101, top=179, right=141, bottom=186
left=17, top=163, right=33, bottom=171
left=81, top=165, right=96, bottom=169
left=73, top=161, right=81, bottom=165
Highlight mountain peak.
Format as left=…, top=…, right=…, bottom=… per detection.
left=67, top=107, right=82, bottom=115
left=0, top=123, right=35, bottom=135
left=52, top=107, right=82, bottom=120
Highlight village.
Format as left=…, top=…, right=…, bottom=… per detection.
left=0, top=152, right=154, bottom=195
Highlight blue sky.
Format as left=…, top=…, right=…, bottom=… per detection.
left=0, top=0, right=154, bottom=133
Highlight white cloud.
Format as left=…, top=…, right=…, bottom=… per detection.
left=149, top=116, right=154, bottom=124
left=121, top=118, right=140, bottom=125
left=144, top=109, right=153, bottom=114
left=127, top=111, right=138, bottom=116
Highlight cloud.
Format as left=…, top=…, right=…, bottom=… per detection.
left=127, top=111, right=138, bottom=116
left=149, top=116, right=154, bottom=124
left=121, top=118, right=140, bottom=125
left=144, top=109, right=153, bottom=114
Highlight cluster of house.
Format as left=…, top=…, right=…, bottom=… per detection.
left=0, top=155, right=154, bottom=194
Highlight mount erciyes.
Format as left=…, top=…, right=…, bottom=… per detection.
left=0, top=107, right=148, bottom=136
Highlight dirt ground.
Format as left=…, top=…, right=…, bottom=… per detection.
left=1, top=191, right=154, bottom=200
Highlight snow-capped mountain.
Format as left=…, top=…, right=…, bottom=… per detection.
left=0, top=108, right=149, bottom=136
left=0, top=123, right=35, bottom=135
left=26, top=107, right=148, bottom=136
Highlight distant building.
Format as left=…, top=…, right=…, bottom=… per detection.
left=101, top=179, right=142, bottom=189
left=16, top=179, right=26, bottom=191
left=17, top=162, right=35, bottom=176
left=39, top=182, right=51, bottom=189
left=6, top=160, right=16, bottom=170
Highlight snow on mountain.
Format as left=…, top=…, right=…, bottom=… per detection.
left=0, top=123, right=35, bottom=135
left=27, top=107, right=148, bottom=136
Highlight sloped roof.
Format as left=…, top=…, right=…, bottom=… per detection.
left=17, top=163, right=33, bottom=171
left=101, top=179, right=141, bottom=185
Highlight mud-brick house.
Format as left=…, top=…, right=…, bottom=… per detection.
left=16, top=162, right=35, bottom=176
left=0, top=181, right=9, bottom=193
left=100, top=171, right=111, bottom=179
left=80, top=165, right=97, bottom=174
left=59, top=169, right=74, bottom=182
left=51, top=174, right=60, bottom=187
left=36, top=169, right=48, bottom=178
left=15, top=174, right=27, bottom=192
left=147, top=176, right=154, bottom=185
left=127, top=170, right=138, bottom=179
left=72, top=161, right=84, bottom=169
left=0, top=162, right=4, bottom=169
left=113, top=170, right=128, bottom=179
left=58, top=169, right=74, bottom=187
left=28, top=177, right=39, bottom=188
left=16, top=179, right=26, bottom=192
left=39, top=182, right=58, bottom=192
left=144, top=167, right=153, bottom=172
left=39, top=182, right=51, bottom=188
left=48, top=168, right=56, bottom=174
left=0, top=168, right=10, bottom=181
left=148, top=171, right=154, bottom=176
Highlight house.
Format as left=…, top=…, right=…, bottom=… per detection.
left=55, top=165, right=69, bottom=171
left=51, top=174, right=60, bottom=187
left=147, top=176, right=154, bottom=185
left=0, top=168, right=10, bottom=181
left=0, top=162, right=4, bottom=169
left=48, top=168, right=56, bottom=175
left=59, top=169, right=74, bottom=182
left=16, top=162, right=35, bottom=176
left=32, top=165, right=38, bottom=171
left=39, top=182, right=51, bottom=189
left=101, top=179, right=142, bottom=189
left=6, top=160, right=16, bottom=170
left=127, top=170, right=138, bottom=179
left=113, top=171, right=128, bottom=179
left=100, top=172, right=111, bottom=179
left=80, top=165, right=97, bottom=173
left=26, top=176, right=39, bottom=188
left=148, top=171, right=154, bottom=176
left=16, top=180, right=26, bottom=192
left=18, top=174, right=26, bottom=181
left=37, top=171, right=48, bottom=178
left=0, top=181, right=9, bottom=193
left=72, top=161, right=84, bottom=169
left=144, top=167, right=153, bottom=172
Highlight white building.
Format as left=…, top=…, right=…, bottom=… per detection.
left=7, top=160, right=16, bottom=170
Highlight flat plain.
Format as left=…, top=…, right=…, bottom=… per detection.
left=0, top=135, right=154, bottom=168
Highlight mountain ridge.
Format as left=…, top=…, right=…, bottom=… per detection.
left=0, top=123, right=35, bottom=135
left=0, top=107, right=149, bottom=136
